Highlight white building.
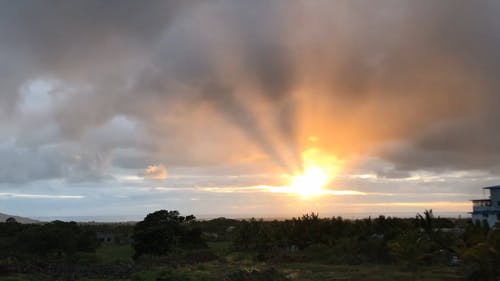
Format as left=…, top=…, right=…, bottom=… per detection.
left=471, top=185, right=500, bottom=228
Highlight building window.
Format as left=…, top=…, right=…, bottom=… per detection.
left=497, top=214, right=500, bottom=220
left=497, top=201, right=500, bottom=206
left=483, top=213, right=488, bottom=218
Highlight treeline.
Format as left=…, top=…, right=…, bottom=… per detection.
left=0, top=219, right=98, bottom=260
left=228, top=211, right=499, bottom=280
left=232, top=211, right=459, bottom=262
left=128, top=209, right=499, bottom=280
left=0, top=210, right=499, bottom=280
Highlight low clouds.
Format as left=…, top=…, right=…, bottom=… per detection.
left=0, top=140, right=113, bottom=184
left=0, top=1, right=499, bottom=193
left=0, top=141, right=64, bottom=183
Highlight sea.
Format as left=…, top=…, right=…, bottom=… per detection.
left=33, top=211, right=471, bottom=223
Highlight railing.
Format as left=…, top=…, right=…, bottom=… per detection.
left=472, top=200, right=491, bottom=208
left=472, top=205, right=492, bottom=212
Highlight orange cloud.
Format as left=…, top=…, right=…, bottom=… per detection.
left=143, top=164, right=168, bottom=180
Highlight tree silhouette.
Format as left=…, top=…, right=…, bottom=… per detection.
left=132, top=210, right=198, bottom=259
left=5, top=217, right=16, bottom=223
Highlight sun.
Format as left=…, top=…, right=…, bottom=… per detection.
left=289, top=166, right=330, bottom=197
left=287, top=148, right=338, bottom=198
left=262, top=147, right=339, bottom=198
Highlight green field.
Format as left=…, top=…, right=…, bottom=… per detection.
left=96, top=244, right=134, bottom=263
left=0, top=242, right=464, bottom=281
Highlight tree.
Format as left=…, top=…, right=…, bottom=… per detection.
left=416, top=210, right=435, bottom=238
left=388, top=230, right=430, bottom=272
left=132, top=210, right=197, bottom=259
left=18, top=221, right=97, bottom=258
left=5, top=217, right=17, bottom=223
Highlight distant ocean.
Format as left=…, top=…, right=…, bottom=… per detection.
left=34, top=211, right=471, bottom=223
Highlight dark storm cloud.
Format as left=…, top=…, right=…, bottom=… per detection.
left=383, top=117, right=500, bottom=173
left=1, top=0, right=500, bottom=185
left=0, top=0, right=187, bottom=66
left=371, top=1, right=500, bottom=173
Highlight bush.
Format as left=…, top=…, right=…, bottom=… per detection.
left=461, top=242, right=499, bottom=281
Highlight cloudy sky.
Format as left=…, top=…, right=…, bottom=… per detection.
left=1, top=0, right=500, bottom=220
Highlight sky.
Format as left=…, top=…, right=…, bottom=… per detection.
left=1, top=1, right=500, bottom=220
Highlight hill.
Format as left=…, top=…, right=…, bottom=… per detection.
left=0, top=212, right=39, bottom=224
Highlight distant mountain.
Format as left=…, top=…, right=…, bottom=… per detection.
left=0, top=212, right=39, bottom=224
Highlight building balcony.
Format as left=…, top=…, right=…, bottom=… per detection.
left=472, top=199, right=491, bottom=207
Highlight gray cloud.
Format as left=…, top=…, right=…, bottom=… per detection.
left=1, top=0, right=500, bottom=186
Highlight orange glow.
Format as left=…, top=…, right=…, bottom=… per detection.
left=287, top=147, right=338, bottom=198
left=289, top=166, right=329, bottom=197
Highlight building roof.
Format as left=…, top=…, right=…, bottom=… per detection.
left=484, top=185, right=500, bottom=190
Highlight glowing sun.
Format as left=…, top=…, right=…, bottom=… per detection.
left=287, top=148, right=338, bottom=198
left=289, top=166, right=330, bottom=197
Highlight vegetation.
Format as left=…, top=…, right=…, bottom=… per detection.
left=0, top=219, right=98, bottom=260
left=0, top=209, right=498, bottom=280
left=132, top=210, right=203, bottom=260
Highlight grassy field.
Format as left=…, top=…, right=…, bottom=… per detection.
left=0, top=265, right=465, bottom=281
left=0, top=242, right=464, bottom=281
left=96, top=244, right=134, bottom=263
